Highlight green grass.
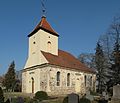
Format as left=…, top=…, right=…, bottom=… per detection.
left=4, top=92, right=34, bottom=101
left=5, top=92, right=34, bottom=96
left=3, top=92, right=101, bottom=103
left=4, top=92, right=64, bottom=103
left=42, top=97, right=64, bottom=103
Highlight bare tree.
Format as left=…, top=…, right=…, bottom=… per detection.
left=78, top=53, right=95, bottom=69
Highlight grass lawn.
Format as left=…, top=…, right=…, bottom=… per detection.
left=4, top=92, right=33, bottom=101
left=42, top=97, right=64, bottom=103
left=4, top=92, right=101, bottom=103
left=4, top=92, right=65, bottom=103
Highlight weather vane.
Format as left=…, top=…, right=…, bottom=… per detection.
left=41, top=0, right=46, bottom=17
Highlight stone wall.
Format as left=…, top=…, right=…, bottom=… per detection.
left=22, top=72, right=27, bottom=93
left=48, top=66, right=75, bottom=95
left=22, top=64, right=96, bottom=95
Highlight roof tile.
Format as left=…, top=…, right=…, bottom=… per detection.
left=41, top=50, right=95, bottom=73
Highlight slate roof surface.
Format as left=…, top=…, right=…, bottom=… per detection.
left=41, top=50, right=95, bottom=73
left=28, top=16, right=58, bottom=37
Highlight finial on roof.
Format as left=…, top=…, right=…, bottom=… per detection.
left=42, top=15, right=46, bottom=18
left=41, top=0, right=46, bottom=17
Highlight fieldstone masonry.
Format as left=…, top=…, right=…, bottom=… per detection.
left=22, top=65, right=96, bottom=95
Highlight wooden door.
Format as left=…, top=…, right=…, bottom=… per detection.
left=75, top=76, right=81, bottom=93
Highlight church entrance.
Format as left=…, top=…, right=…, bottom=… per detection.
left=75, top=76, right=81, bottom=93
left=31, top=77, right=34, bottom=93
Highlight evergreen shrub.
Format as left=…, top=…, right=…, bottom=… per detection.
left=34, top=91, right=48, bottom=101
left=62, top=96, right=68, bottom=103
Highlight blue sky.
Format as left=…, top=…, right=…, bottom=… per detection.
left=0, top=0, right=120, bottom=75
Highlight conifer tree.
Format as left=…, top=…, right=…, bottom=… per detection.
left=0, top=87, right=4, bottom=103
left=106, top=16, right=120, bottom=89
left=3, top=61, right=16, bottom=91
left=109, top=41, right=120, bottom=85
left=95, top=42, right=107, bottom=93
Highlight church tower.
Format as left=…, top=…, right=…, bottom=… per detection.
left=24, top=16, right=59, bottom=69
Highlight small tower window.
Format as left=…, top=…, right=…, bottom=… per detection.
left=48, top=41, right=51, bottom=45
left=33, top=42, right=36, bottom=44
left=47, top=41, right=51, bottom=52
left=56, top=71, right=60, bottom=86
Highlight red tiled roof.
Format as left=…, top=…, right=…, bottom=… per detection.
left=28, top=16, right=59, bottom=37
left=41, top=50, right=95, bottom=73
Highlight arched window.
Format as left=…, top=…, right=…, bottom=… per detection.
left=67, top=73, right=70, bottom=86
left=90, top=76, right=92, bottom=86
left=56, top=72, right=60, bottom=86
left=47, top=41, right=51, bottom=52
left=31, top=77, right=34, bottom=93
left=84, top=75, right=86, bottom=87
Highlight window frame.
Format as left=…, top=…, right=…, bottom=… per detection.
left=56, top=71, right=60, bottom=86
left=67, top=73, right=70, bottom=87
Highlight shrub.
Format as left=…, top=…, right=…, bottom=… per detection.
left=34, top=91, right=48, bottom=101
left=24, top=97, right=31, bottom=103
left=90, top=90, right=98, bottom=96
left=10, top=98, right=18, bottom=103
left=79, top=97, right=91, bottom=103
left=62, top=96, right=68, bottom=103
left=5, top=99, right=10, bottom=103
left=98, top=98, right=108, bottom=103
left=109, top=87, right=113, bottom=96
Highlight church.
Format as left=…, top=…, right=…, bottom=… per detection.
left=22, top=15, right=96, bottom=95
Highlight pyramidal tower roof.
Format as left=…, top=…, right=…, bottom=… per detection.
left=28, top=16, right=59, bottom=37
